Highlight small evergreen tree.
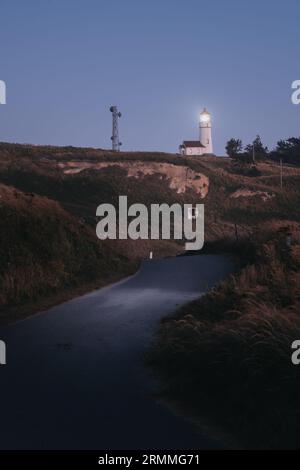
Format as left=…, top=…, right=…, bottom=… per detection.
left=245, top=135, right=268, bottom=161
left=225, top=138, right=243, bottom=158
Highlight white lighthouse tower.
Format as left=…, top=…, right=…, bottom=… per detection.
left=199, top=108, right=213, bottom=154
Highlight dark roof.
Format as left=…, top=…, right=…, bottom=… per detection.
left=180, top=141, right=205, bottom=148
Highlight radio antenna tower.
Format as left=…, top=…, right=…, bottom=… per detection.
left=110, top=106, right=122, bottom=151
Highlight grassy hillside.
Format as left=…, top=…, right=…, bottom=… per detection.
left=1, top=140, right=300, bottom=441
left=0, top=184, right=136, bottom=324
left=148, top=227, right=300, bottom=448
left=1, top=142, right=300, bottom=243
left=1, top=142, right=300, bottom=316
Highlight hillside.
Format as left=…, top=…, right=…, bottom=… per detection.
left=1, top=141, right=300, bottom=324
left=2, top=142, right=300, bottom=445
left=0, top=183, right=136, bottom=324
left=1, top=142, right=300, bottom=239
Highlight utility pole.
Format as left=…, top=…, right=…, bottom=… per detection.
left=252, top=143, right=255, bottom=164
left=280, top=158, right=283, bottom=189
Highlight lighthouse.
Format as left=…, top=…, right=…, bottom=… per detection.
left=199, top=107, right=213, bottom=154
left=179, top=107, right=214, bottom=156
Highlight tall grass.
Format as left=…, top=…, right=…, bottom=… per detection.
left=0, top=184, right=135, bottom=317
left=149, top=232, right=300, bottom=448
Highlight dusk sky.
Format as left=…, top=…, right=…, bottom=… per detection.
left=0, top=0, right=299, bottom=154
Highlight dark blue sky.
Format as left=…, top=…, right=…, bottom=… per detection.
left=0, top=0, right=299, bottom=154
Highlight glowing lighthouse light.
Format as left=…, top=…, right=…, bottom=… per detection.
left=200, top=108, right=211, bottom=124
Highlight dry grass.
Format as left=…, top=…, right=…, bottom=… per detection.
left=2, top=143, right=300, bottom=439
left=0, top=184, right=136, bottom=319
left=149, top=230, right=300, bottom=449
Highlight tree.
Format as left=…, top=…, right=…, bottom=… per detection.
left=225, top=138, right=243, bottom=158
left=245, top=135, right=268, bottom=161
left=270, top=137, right=300, bottom=165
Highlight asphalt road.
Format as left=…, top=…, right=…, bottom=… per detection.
left=0, top=254, right=233, bottom=450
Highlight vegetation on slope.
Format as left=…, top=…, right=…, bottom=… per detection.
left=2, top=141, right=300, bottom=443
left=1, top=142, right=300, bottom=243
left=0, top=184, right=136, bottom=323
left=149, top=225, right=300, bottom=449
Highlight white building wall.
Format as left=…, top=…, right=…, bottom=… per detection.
left=181, top=147, right=205, bottom=156
left=200, top=126, right=213, bottom=154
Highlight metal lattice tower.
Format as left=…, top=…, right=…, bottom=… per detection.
left=110, top=106, right=122, bottom=151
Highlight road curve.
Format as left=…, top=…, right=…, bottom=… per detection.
left=0, top=254, right=233, bottom=450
